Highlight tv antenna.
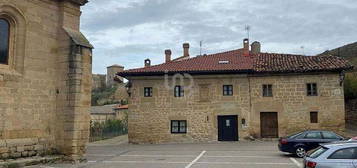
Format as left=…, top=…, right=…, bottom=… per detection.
left=301, top=46, right=305, bottom=55
left=200, top=40, right=203, bottom=56
left=245, top=25, right=251, bottom=39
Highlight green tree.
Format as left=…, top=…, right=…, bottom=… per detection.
left=344, top=72, right=357, bottom=100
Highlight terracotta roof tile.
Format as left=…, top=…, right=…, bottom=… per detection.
left=115, top=104, right=128, bottom=109
left=118, top=48, right=353, bottom=77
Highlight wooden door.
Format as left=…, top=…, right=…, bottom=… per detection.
left=260, top=112, right=278, bottom=138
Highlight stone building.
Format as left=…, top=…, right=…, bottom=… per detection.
left=318, top=41, right=357, bottom=128
left=90, top=104, right=128, bottom=123
left=0, top=0, right=92, bottom=160
left=107, top=64, right=124, bottom=86
left=118, top=39, right=353, bottom=143
left=92, top=64, right=124, bottom=91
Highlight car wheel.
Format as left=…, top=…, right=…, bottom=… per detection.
left=295, top=147, right=306, bottom=158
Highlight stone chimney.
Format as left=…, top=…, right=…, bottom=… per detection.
left=165, top=49, right=171, bottom=63
left=183, top=43, right=190, bottom=57
left=251, top=41, right=261, bottom=54
left=243, top=38, right=250, bottom=56
left=144, top=59, right=151, bottom=67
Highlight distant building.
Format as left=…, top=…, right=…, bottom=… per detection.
left=92, top=64, right=125, bottom=91
left=90, top=104, right=128, bottom=123
left=107, top=64, right=124, bottom=86
left=118, top=39, right=352, bottom=144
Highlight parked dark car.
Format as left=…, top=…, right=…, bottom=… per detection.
left=278, top=130, right=345, bottom=157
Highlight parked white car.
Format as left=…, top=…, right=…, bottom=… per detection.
left=348, top=137, right=357, bottom=141
left=304, top=141, right=357, bottom=168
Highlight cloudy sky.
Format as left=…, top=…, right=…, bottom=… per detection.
left=80, top=0, right=357, bottom=74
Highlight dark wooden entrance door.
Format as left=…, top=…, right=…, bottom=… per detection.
left=260, top=112, right=278, bottom=138
left=218, top=115, right=238, bottom=141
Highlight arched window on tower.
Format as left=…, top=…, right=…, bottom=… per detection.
left=0, top=18, right=10, bottom=64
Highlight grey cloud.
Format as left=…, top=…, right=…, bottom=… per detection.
left=82, top=0, right=357, bottom=73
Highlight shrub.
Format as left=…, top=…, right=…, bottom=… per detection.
left=90, top=119, right=128, bottom=142
left=344, top=72, right=357, bottom=100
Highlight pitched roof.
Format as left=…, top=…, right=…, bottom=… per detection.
left=118, top=49, right=353, bottom=77
left=66, top=0, right=89, bottom=6
left=63, top=27, right=93, bottom=49
left=90, top=104, right=118, bottom=115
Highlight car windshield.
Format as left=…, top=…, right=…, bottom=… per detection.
left=307, top=146, right=328, bottom=158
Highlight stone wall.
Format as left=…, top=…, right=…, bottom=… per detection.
left=127, top=73, right=345, bottom=143
left=90, top=104, right=128, bottom=123
left=0, top=139, right=49, bottom=159
left=346, top=99, right=357, bottom=128
left=0, top=0, right=91, bottom=160
left=249, top=73, right=345, bottom=137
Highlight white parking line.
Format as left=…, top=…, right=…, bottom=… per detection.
left=103, top=160, right=188, bottom=164
left=86, top=154, right=115, bottom=157
left=197, top=161, right=295, bottom=165
left=121, top=154, right=197, bottom=157
left=290, top=157, right=303, bottom=168
left=204, top=155, right=280, bottom=158
left=185, top=150, right=206, bottom=168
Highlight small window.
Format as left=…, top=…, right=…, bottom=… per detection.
left=310, top=112, right=318, bottom=123
left=262, top=84, right=273, bottom=97
left=328, top=148, right=357, bottom=159
left=174, top=85, right=184, bottom=97
left=223, top=85, right=233, bottom=96
left=144, top=87, right=153, bottom=97
left=241, top=118, right=246, bottom=126
left=0, top=18, right=10, bottom=65
left=322, top=131, right=340, bottom=139
left=225, top=119, right=230, bottom=126
left=304, top=132, right=322, bottom=139
left=171, top=120, right=187, bottom=134
left=307, top=83, right=318, bottom=96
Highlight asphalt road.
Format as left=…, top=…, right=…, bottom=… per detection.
left=27, top=141, right=303, bottom=168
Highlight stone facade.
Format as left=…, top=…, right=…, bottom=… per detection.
left=318, top=42, right=357, bottom=129
left=107, top=65, right=124, bottom=87
left=90, top=104, right=128, bottom=123
left=91, top=64, right=125, bottom=91
left=346, top=99, right=357, bottom=128
left=127, top=73, right=345, bottom=143
left=0, top=0, right=92, bottom=160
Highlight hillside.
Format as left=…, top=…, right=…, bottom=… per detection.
left=318, top=41, right=357, bottom=67
left=318, top=41, right=357, bottom=100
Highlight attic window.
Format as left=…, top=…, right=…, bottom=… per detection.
left=218, top=60, right=229, bottom=64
